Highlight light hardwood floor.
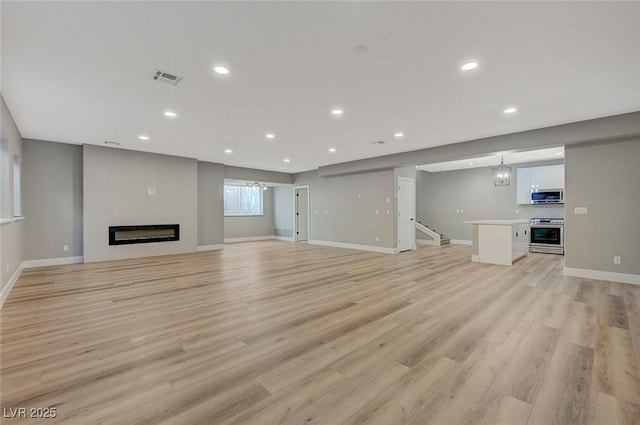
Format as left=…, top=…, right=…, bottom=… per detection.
left=2, top=241, right=639, bottom=425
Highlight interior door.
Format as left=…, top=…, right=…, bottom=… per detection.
left=397, top=177, right=415, bottom=252
left=295, top=188, right=308, bottom=241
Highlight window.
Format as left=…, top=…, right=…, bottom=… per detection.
left=13, top=154, right=21, bottom=217
left=0, top=137, right=10, bottom=218
left=224, top=185, right=263, bottom=216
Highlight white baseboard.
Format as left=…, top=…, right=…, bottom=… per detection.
left=564, top=267, right=640, bottom=285
left=451, top=239, right=473, bottom=246
left=197, top=244, right=224, bottom=251
left=22, top=256, right=84, bottom=268
left=416, top=239, right=439, bottom=246
left=224, top=236, right=276, bottom=243
left=1, top=262, right=24, bottom=309
left=274, top=236, right=294, bottom=242
left=308, top=239, right=396, bottom=254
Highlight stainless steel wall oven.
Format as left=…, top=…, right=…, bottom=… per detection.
left=529, top=218, right=564, bottom=255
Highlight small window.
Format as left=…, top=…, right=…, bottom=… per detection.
left=13, top=154, right=21, bottom=217
left=0, top=138, right=10, bottom=218
left=224, top=185, right=263, bottom=216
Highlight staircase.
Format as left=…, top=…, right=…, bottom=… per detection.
left=415, top=222, right=450, bottom=246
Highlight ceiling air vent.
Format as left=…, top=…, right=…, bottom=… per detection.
left=371, top=140, right=386, bottom=145
left=153, top=69, right=183, bottom=86
left=104, top=141, right=120, bottom=146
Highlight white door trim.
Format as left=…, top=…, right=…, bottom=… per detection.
left=293, top=185, right=310, bottom=241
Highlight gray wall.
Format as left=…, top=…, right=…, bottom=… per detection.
left=224, top=165, right=293, bottom=185
left=274, top=185, right=293, bottom=238
left=565, top=139, right=640, bottom=275
left=22, top=139, right=83, bottom=260
left=416, top=161, right=565, bottom=241
left=197, top=161, right=224, bottom=247
left=224, top=187, right=274, bottom=239
left=0, top=96, right=24, bottom=297
left=294, top=169, right=395, bottom=248
left=83, top=145, right=198, bottom=262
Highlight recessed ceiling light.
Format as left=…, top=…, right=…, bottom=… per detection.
left=556, top=152, right=564, bottom=156
left=331, top=108, right=344, bottom=116
left=461, top=61, right=478, bottom=71
left=265, top=133, right=276, bottom=139
left=213, top=66, right=229, bottom=75
left=138, top=135, right=149, bottom=141
left=329, top=148, right=336, bottom=153
left=503, top=107, right=517, bottom=114
left=164, top=111, right=177, bottom=118
left=468, top=162, right=474, bottom=166
left=394, top=132, right=404, bottom=138
left=283, top=158, right=291, bottom=163
left=225, top=149, right=233, bottom=154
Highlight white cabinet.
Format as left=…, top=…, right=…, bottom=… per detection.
left=516, top=167, right=532, bottom=204
left=512, top=223, right=529, bottom=260
left=516, top=164, right=564, bottom=204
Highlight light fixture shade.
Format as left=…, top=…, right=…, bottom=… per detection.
left=246, top=181, right=268, bottom=190
left=492, top=156, right=512, bottom=186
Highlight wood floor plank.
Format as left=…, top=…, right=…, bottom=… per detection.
left=593, top=324, right=640, bottom=405
left=279, top=360, right=409, bottom=425
left=340, top=354, right=459, bottom=425
left=462, top=389, right=533, bottom=425
left=590, top=391, right=640, bottom=425
left=561, top=301, right=598, bottom=349
left=220, top=368, right=345, bottom=425
left=492, top=322, right=561, bottom=404
left=403, top=340, right=515, bottom=425
left=527, top=342, right=594, bottom=425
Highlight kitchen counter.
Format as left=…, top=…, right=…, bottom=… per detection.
left=465, top=219, right=530, bottom=265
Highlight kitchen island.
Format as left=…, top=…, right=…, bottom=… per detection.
left=464, top=219, right=530, bottom=265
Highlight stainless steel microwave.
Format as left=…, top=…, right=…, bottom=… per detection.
left=530, top=189, right=563, bottom=204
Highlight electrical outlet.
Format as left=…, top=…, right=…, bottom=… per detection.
left=614, top=256, right=621, bottom=265
left=63, top=245, right=69, bottom=252
left=460, top=209, right=464, bottom=214
left=386, top=197, right=390, bottom=204
left=456, top=209, right=460, bottom=214
left=375, top=236, right=380, bottom=242
left=386, top=209, right=390, bottom=215
left=376, top=209, right=379, bottom=215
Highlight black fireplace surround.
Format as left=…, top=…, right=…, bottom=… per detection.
left=108, top=224, right=180, bottom=245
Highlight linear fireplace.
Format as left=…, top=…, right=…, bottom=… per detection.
left=108, top=224, right=180, bottom=245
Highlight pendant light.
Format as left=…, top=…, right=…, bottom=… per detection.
left=492, top=156, right=512, bottom=186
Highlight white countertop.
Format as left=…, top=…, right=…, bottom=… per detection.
left=464, top=219, right=530, bottom=226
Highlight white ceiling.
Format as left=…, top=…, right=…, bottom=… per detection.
left=2, top=1, right=639, bottom=173
left=418, top=147, right=564, bottom=172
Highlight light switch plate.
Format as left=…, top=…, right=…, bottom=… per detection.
left=147, top=186, right=156, bottom=195
left=574, top=207, right=588, bottom=215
